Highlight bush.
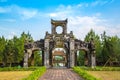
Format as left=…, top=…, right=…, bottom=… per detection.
left=0, top=67, right=39, bottom=71
left=73, top=67, right=101, bottom=80
left=22, top=66, right=46, bottom=80
left=80, top=66, right=120, bottom=71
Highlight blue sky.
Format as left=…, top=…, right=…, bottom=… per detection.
left=0, top=0, right=120, bottom=40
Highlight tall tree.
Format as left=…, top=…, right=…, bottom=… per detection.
left=5, top=40, right=14, bottom=67
left=0, top=36, right=6, bottom=65
left=13, top=36, right=24, bottom=63
left=101, top=31, right=120, bottom=66
left=84, top=29, right=102, bottom=64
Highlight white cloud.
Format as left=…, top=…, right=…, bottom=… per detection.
left=0, top=19, right=16, bottom=22
left=68, top=16, right=120, bottom=40
left=91, top=0, right=108, bottom=6
left=0, top=3, right=119, bottom=40
left=7, top=32, right=16, bottom=39
left=48, top=5, right=74, bottom=19
left=0, top=7, right=6, bottom=13
left=46, top=4, right=120, bottom=40
left=0, top=5, right=38, bottom=20
left=0, top=26, right=20, bottom=40
left=0, top=7, right=11, bottom=13
left=20, top=9, right=38, bottom=20
left=76, top=3, right=89, bottom=8
left=67, top=16, right=106, bottom=40
left=12, top=5, right=39, bottom=20
left=76, top=0, right=114, bottom=8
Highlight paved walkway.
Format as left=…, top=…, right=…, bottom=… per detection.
left=39, top=69, right=84, bottom=80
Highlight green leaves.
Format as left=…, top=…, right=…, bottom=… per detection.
left=34, top=51, right=42, bottom=66
left=83, top=29, right=120, bottom=66
left=0, top=36, right=6, bottom=62
left=0, top=32, right=34, bottom=67
left=101, top=32, right=120, bottom=66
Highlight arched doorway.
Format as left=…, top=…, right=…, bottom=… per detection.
left=52, top=48, right=67, bottom=67
left=28, top=50, right=43, bottom=67
left=75, top=50, right=89, bottom=66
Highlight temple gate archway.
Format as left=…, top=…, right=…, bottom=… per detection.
left=24, top=19, right=96, bottom=68
left=51, top=48, right=67, bottom=67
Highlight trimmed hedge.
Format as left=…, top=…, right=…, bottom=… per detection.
left=73, top=67, right=101, bottom=80
left=22, top=66, right=46, bottom=80
left=80, top=66, right=120, bottom=71
left=0, top=67, right=39, bottom=71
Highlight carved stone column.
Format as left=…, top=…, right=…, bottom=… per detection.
left=44, top=39, right=50, bottom=68
left=91, top=51, right=96, bottom=68
left=70, top=39, right=75, bottom=67
left=23, top=51, right=28, bottom=67
left=89, top=39, right=96, bottom=68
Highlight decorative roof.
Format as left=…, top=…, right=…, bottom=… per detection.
left=51, top=19, right=67, bottom=24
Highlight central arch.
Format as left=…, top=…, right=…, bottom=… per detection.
left=52, top=48, right=67, bottom=67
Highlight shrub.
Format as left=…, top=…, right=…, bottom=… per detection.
left=0, top=67, right=39, bottom=71
left=80, top=66, right=120, bottom=71
left=22, top=66, right=46, bottom=80
left=73, top=67, right=101, bottom=80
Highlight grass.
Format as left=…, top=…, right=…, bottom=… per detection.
left=0, top=66, right=46, bottom=80
left=22, top=66, right=46, bottom=80
left=87, top=71, right=120, bottom=80
left=73, top=67, right=101, bottom=80
left=74, top=66, right=120, bottom=80
left=0, top=71, right=32, bottom=80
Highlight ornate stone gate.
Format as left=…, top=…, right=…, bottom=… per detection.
left=24, top=19, right=96, bottom=68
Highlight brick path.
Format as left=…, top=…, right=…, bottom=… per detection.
left=39, top=69, right=84, bottom=80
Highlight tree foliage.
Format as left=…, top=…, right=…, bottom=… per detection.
left=34, top=51, right=42, bottom=66
left=0, top=36, right=6, bottom=64
left=0, top=32, right=34, bottom=67
left=84, top=29, right=102, bottom=64
left=77, top=29, right=120, bottom=66
left=101, top=32, right=120, bottom=66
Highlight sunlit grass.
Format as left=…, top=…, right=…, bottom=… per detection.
left=0, top=71, right=32, bottom=80
left=88, top=71, right=120, bottom=80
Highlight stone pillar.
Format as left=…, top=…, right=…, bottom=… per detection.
left=70, top=39, right=75, bottom=67
left=91, top=52, right=96, bottom=68
left=51, top=24, right=55, bottom=34
left=44, top=39, right=50, bottom=68
left=23, top=51, right=29, bottom=67
left=63, top=24, right=67, bottom=34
